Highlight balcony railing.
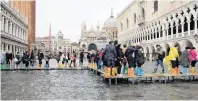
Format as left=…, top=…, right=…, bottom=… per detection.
left=135, top=29, right=197, bottom=45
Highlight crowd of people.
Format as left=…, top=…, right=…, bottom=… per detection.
left=87, top=40, right=198, bottom=77
left=0, top=51, right=35, bottom=69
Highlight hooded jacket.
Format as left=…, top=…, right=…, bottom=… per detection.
left=103, top=44, right=117, bottom=61
left=179, top=50, right=190, bottom=67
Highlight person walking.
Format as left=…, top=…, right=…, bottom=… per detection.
left=165, top=44, right=180, bottom=75
left=44, top=52, right=50, bottom=69
left=116, top=44, right=124, bottom=76
left=15, top=52, right=21, bottom=69
left=189, top=47, right=197, bottom=74
left=179, top=47, right=191, bottom=75
left=125, top=45, right=137, bottom=76
left=79, top=50, right=84, bottom=68
left=38, top=52, right=44, bottom=68
left=87, top=53, right=91, bottom=68
left=24, top=51, right=30, bottom=69
left=103, top=41, right=117, bottom=77
left=135, top=46, right=145, bottom=76
left=152, top=45, right=165, bottom=74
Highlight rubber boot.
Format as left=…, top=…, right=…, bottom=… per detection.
left=175, top=67, right=179, bottom=74
left=161, top=69, right=164, bottom=74
left=152, top=68, right=157, bottom=73
left=186, top=68, right=190, bottom=76
left=190, top=67, right=196, bottom=74
left=128, top=68, right=135, bottom=77
left=171, top=68, right=176, bottom=75
left=135, top=67, right=138, bottom=76
left=139, top=67, right=144, bottom=76
left=105, top=67, right=111, bottom=77
left=112, top=67, right=117, bottom=76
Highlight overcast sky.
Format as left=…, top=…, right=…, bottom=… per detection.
left=36, top=0, right=132, bottom=42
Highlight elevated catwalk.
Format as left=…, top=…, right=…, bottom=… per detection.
left=88, top=67, right=198, bottom=85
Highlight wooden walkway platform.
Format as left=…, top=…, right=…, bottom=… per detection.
left=88, top=67, right=198, bottom=85
left=1, top=67, right=89, bottom=71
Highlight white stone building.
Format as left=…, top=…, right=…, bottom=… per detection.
left=118, top=0, right=198, bottom=60
left=79, top=9, right=118, bottom=52
left=1, top=0, right=28, bottom=54
left=36, top=31, right=71, bottom=54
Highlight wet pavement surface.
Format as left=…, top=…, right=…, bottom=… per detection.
left=1, top=62, right=198, bottom=100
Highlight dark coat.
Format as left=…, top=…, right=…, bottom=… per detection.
left=103, top=44, right=117, bottom=61
left=136, top=50, right=145, bottom=64
left=125, top=46, right=137, bottom=60
left=179, top=50, right=190, bottom=67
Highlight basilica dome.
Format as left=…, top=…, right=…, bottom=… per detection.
left=103, top=9, right=118, bottom=28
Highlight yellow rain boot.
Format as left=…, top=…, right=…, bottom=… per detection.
left=105, top=67, right=110, bottom=77
left=190, top=67, right=196, bottom=74
left=128, top=68, right=135, bottom=77
left=112, top=67, right=117, bottom=76
left=94, top=63, right=97, bottom=70
left=175, top=67, right=179, bottom=75
left=171, top=68, right=176, bottom=75
left=105, top=66, right=107, bottom=73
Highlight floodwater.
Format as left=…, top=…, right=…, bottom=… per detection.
left=1, top=69, right=198, bottom=100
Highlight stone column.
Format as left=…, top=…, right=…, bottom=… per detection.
left=10, top=21, right=12, bottom=35
left=1, top=16, right=4, bottom=31
left=149, top=53, right=152, bottom=61
left=155, top=27, right=157, bottom=41
left=16, top=26, right=18, bottom=37
left=158, top=26, right=161, bottom=40
left=171, top=22, right=173, bottom=38
left=166, top=24, right=169, bottom=39
left=176, top=22, right=179, bottom=38
left=187, top=19, right=190, bottom=36
left=5, top=19, right=8, bottom=33
left=5, top=44, right=8, bottom=52
left=181, top=21, right=184, bottom=37
left=162, top=25, right=165, bottom=40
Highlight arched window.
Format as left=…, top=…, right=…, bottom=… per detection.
left=184, top=17, right=188, bottom=32
left=126, top=19, right=129, bottom=28
left=134, top=13, right=136, bottom=24
left=154, top=0, right=158, bottom=12
left=190, top=14, right=194, bottom=30
left=121, top=23, right=123, bottom=31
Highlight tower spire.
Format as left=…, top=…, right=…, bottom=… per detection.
left=110, top=8, right=114, bottom=18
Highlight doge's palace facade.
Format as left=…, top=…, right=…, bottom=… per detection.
left=118, top=0, right=198, bottom=61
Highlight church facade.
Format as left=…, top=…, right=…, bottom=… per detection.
left=79, top=10, right=118, bottom=52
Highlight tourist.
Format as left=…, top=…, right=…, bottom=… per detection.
left=65, top=52, right=70, bottom=67
left=79, top=50, right=84, bottom=68
left=95, top=50, right=100, bottom=69
left=98, top=48, right=104, bottom=70
left=115, top=44, right=123, bottom=76
left=24, top=51, right=30, bottom=69
left=44, top=52, right=50, bottom=69
left=121, top=44, right=127, bottom=74
left=125, top=44, right=137, bottom=76
left=87, top=53, right=91, bottom=67
left=152, top=45, right=165, bottom=74
left=135, top=46, right=145, bottom=76
left=114, top=40, right=119, bottom=75
left=90, top=51, right=95, bottom=68
left=60, top=52, right=65, bottom=68
left=165, top=44, right=179, bottom=75
left=179, top=47, right=191, bottom=75
left=15, top=52, right=21, bottom=69
left=103, top=41, right=117, bottom=77
left=73, top=51, right=77, bottom=67
left=38, top=52, right=44, bottom=68
left=189, top=47, right=197, bottom=74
